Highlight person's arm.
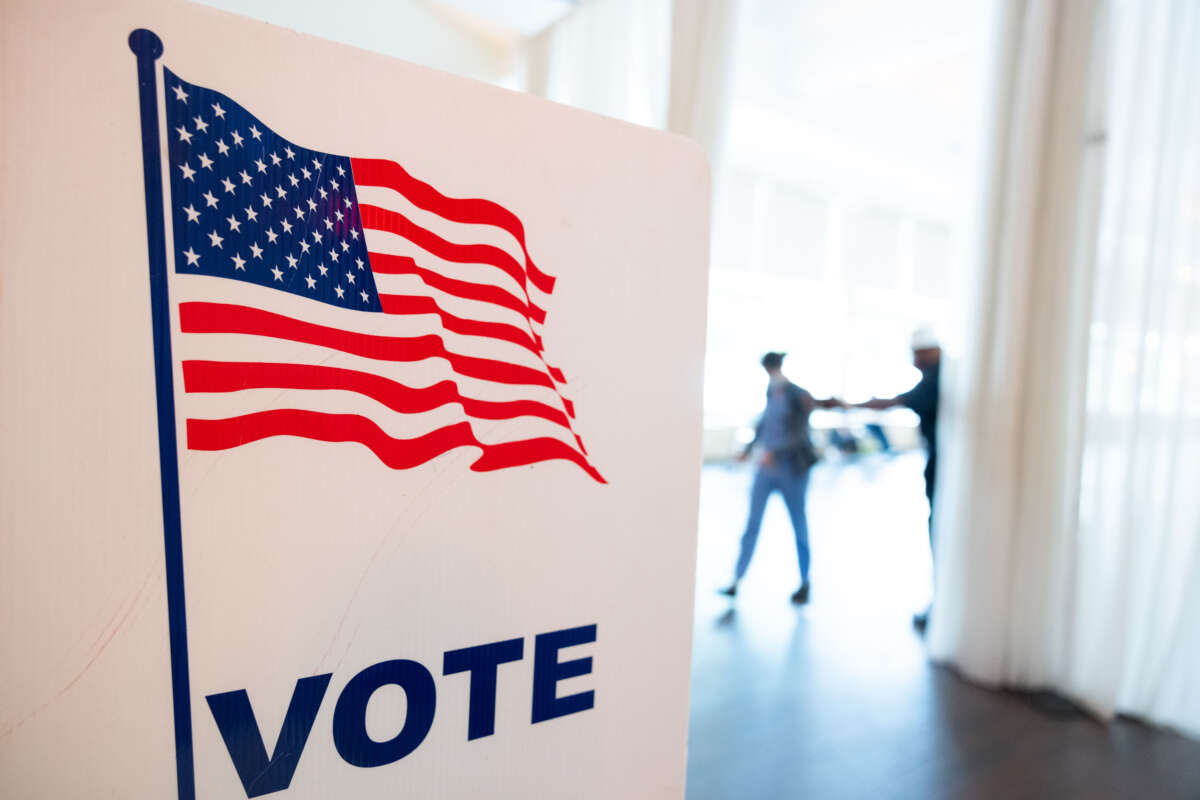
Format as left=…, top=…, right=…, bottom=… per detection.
left=851, top=395, right=905, bottom=410
left=739, top=418, right=763, bottom=462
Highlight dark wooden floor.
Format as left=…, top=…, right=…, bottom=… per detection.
left=687, top=456, right=1200, bottom=799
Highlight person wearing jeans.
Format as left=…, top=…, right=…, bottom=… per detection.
left=720, top=352, right=835, bottom=604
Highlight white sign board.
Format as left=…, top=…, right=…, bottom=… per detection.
left=0, top=1, right=710, bottom=797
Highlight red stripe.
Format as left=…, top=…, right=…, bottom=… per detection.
left=351, top=157, right=556, bottom=294
left=187, top=410, right=604, bottom=482
left=182, top=360, right=572, bottom=430
left=379, top=294, right=542, bottom=354
left=472, top=437, right=598, bottom=477
left=369, top=252, right=547, bottom=325
left=369, top=260, right=566, bottom=388
left=359, top=203, right=534, bottom=297
left=179, top=301, right=554, bottom=390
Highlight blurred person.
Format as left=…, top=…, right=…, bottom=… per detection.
left=846, top=327, right=941, bottom=630
left=719, top=352, right=838, bottom=604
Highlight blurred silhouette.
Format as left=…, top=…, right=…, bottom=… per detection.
left=864, top=422, right=892, bottom=453
left=846, top=328, right=941, bottom=630
left=719, top=352, right=839, bottom=604
left=827, top=427, right=859, bottom=454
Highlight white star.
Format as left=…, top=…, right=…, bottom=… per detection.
left=197, top=153, right=214, bottom=170
left=334, top=285, right=345, bottom=299
left=344, top=197, right=353, bottom=208
left=317, top=263, right=328, bottom=276
left=346, top=270, right=355, bottom=284
left=286, top=254, right=298, bottom=269
left=193, top=115, right=208, bottom=133
left=244, top=205, right=258, bottom=221
left=312, top=230, right=323, bottom=244
left=294, top=207, right=305, bottom=220
left=231, top=253, right=246, bottom=271
left=216, top=139, right=230, bottom=156
left=250, top=242, right=263, bottom=259
left=183, top=204, right=200, bottom=223
left=340, top=241, right=349, bottom=252
left=182, top=246, right=199, bottom=265
left=226, top=214, right=241, bottom=232
left=254, top=158, right=267, bottom=174
left=269, top=152, right=282, bottom=166
left=355, top=257, right=364, bottom=270
left=275, top=186, right=287, bottom=199
left=305, top=274, right=316, bottom=289
left=284, top=146, right=295, bottom=160
left=360, top=290, right=369, bottom=302
left=323, top=218, right=333, bottom=231
left=335, top=209, right=344, bottom=222
left=211, top=102, right=226, bottom=119
left=318, top=187, right=328, bottom=199
left=330, top=178, right=339, bottom=190
left=337, top=164, right=346, bottom=176
left=265, top=228, right=278, bottom=243
left=239, top=169, right=253, bottom=185
left=299, top=240, right=310, bottom=254
left=202, top=190, right=219, bottom=208
left=249, top=124, right=262, bottom=141
left=288, top=173, right=299, bottom=187
left=179, top=162, right=196, bottom=181
left=280, top=219, right=293, bottom=234
left=172, top=85, right=188, bottom=102
left=312, top=157, right=321, bottom=170
left=301, top=167, right=312, bottom=180
left=271, top=266, right=284, bottom=282
left=307, top=198, right=317, bottom=212
left=230, top=130, right=244, bottom=147
left=260, top=192, right=272, bottom=208
left=349, top=228, right=359, bottom=240
left=176, top=125, right=192, bottom=143
left=329, top=249, right=339, bottom=262
left=220, top=176, right=236, bottom=194
left=207, top=230, right=223, bottom=249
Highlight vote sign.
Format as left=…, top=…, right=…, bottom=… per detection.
left=0, top=2, right=709, bottom=798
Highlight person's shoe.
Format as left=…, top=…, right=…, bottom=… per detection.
left=912, top=611, right=929, bottom=634
left=718, top=583, right=738, bottom=597
left=790, top=582, right=810, bottom=604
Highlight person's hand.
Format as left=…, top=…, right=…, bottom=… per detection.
left=759, top=451, right=775, bottom=467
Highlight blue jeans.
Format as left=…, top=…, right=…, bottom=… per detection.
left=734, top=463, right=811, bottom=583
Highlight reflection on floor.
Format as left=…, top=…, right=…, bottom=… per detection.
left=686, top=454, right=1200, bottom=799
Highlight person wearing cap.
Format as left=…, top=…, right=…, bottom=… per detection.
left=720, top=351, right=837, bottom=604
left=848, top=327, right=941, bottom=630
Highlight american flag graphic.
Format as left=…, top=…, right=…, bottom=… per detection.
left=162, top=70, right=603, bottom=483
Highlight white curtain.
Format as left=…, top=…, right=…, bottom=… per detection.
left=523, top=0, right=673, bottom=128
left=930, top=0, right=1200, bottom=739
left=1066, top=0, right=1200, bottom=735
left=522, top=0, right=738, bottom=165
left=666, top=0, right=739, bottom=162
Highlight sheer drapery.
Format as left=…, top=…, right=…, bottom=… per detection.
left=1066, top=0, right=1200, bottom=735
left=926, top=0, right=1106, bottom=685
left=666, top=0, right=739, bottom=161
left=523, top=0, right=673, bottom=128
left=930, top=0, right=1200, bottom=738
left=522, top=0, right=739, bottom=165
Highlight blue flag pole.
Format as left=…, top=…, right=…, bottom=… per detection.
left=128, top=28, right=196, bottom=800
